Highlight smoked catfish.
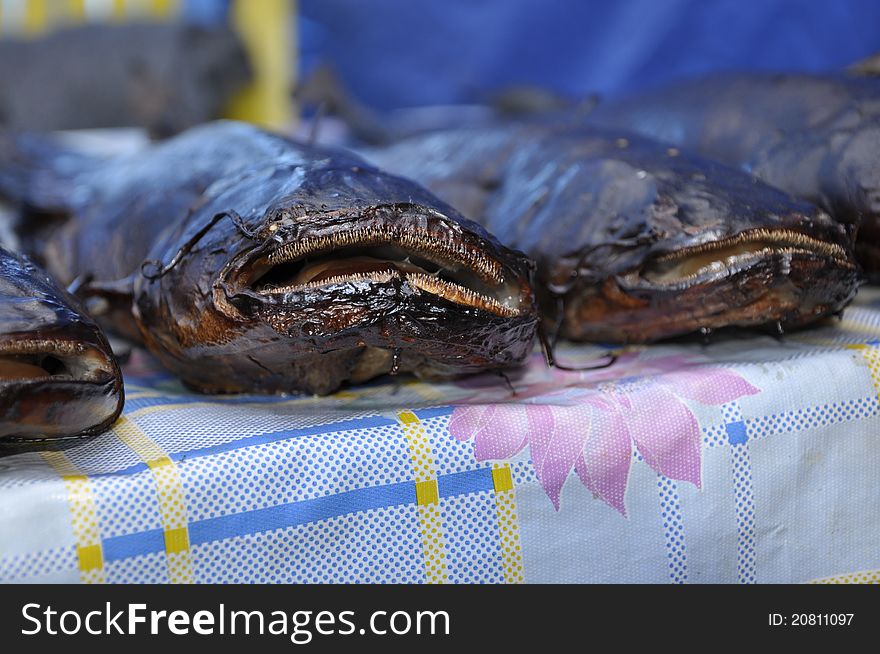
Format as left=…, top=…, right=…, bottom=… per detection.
left=0, top=121, right=537, bottom=395
left=0, top=246, right=122, bottom=442
left=367, top=125, right=862, bottom=343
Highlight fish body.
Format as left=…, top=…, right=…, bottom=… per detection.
left=586, top=73, right=880, bottom=271
left=0, top=23, right=250, bottom=137
left=2, top=121, right=537, bottom=395
left=367, top=124, right=862, bottom=342
left=0, top=246, right=122, bottom=443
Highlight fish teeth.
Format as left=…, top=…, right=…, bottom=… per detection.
left=267, top=227, right=503, bottom=285
left=653, top=228, right=849, bottom=264
left=258, top=271, right=395, bottom=295
left=0, top=339, right=87, bottom=356
left=406, top=272, right=520, bottom=317
left=257, top=269, right=520, bottom=318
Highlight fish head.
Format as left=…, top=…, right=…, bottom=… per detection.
left=133, top=162, right=538, bottom=394
left=530, top=148, right=864, bottom=343
left=0, top=250, right=123, bottom=443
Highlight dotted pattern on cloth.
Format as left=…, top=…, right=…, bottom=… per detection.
left=112, top=416, right=193, bottom=584
left=810, top=570, right=880, bottom=584
left=658, top=476, right=686, bottom=584
left=398, top=410, right=450, bottom=584
left=40, top=451, right=105, bottom=584
left=3, top=290, right=880, bottom=583
left=492, top=464, right=524, bottom=583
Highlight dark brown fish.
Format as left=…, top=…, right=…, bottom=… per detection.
left=367, top=125, right=862, bottom=343
left=0, top=23, right=250, bottom=137
left=0, top=246, right=122, bottom=443
left=585, top=73, right=880, bottom=271
left=1, top=121, right=537, bottom=395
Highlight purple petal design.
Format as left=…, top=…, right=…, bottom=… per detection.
left=576, top=408, right=632, bottom=515
left=445, top=353, right=762, bottom=514
left=449, top=404, right=531, bottom=460
left=527, top=405, right=590, bottom=509
left=659, top=367, right=760, bottom=405
left=448, top=405, right=491, bottom=442
left=625, top=386, right=702, bottom=488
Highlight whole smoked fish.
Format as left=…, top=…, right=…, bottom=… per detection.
left=368, top=125, right=862, bottom=342
left=1, top=121, right=538, bottom=395
left=0, top=246, right=122, bottom=443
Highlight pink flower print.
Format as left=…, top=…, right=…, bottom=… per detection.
left=575, top=404, right=632, bottom=515
left=449, top=354, right=760, bottom=514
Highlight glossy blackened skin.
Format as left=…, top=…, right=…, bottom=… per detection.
left=586, top=73, right=880, bottom=271
left=0, top=247, right=122, bottom=443
left=368, top=125, right=862, bottom=343
left=3, top=121, right=537, bottom=395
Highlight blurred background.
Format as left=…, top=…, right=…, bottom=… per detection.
left=1, top=0, right=879, bottom=137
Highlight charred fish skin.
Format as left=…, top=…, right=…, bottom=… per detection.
left=0, top=247, right=123, bottom=444
left=367, top=125, right=862, bottom=343
left=585, top=73, right=880, bottom=271
left=0, top=121, right=537, bottom=395
left=132, top=160, right=537, bottom=395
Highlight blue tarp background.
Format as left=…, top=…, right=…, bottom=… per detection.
left=299, top=0, right=880, bottom=111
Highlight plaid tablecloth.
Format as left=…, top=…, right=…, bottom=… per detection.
left=2, top=289, right=880, bottom=584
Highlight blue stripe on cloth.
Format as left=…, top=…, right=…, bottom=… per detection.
left=91, top=414, right=402, bottom=478
left=658, top=476, right=687, bottom=584
left=103, top=528, right=165, bottom=562
left=98, top=467, right=492, bottom=561
left=721, top=401, right=757, bottom=584
left=169, top=415, right=399, bottom=462
left=732, top=443, right=756, bottom=584
left=125, top=393, right=305, bottom=412
left=413, top=406, right=455, bottom=420
left=190, top=481, right=416, bottom=544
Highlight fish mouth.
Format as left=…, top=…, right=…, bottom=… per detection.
left=566, top=228, right=860, bottom=342
left=631, top=229, right=854, bottom=289
left=0, top=340, right=116, bottom=384
left=0, top=338, right=122, bottom=442
left=231, top=225, right=528, bottom=320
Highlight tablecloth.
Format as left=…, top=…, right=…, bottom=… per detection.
left=2, top=289, right=880, bottom=584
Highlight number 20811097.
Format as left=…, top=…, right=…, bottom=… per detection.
left=768, top=614, right=854, bottom=627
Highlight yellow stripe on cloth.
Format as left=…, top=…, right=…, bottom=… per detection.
left=41, top=451, right=105, bottom=584
left=492, top=464, right=524, bottom=583
left=113, top=416, right=192, bottom=583
left=398, top=410, right=449, bottom=584
left=846, top=344, right=880, bottom=394
left=809, top=570, right=880, bottom=584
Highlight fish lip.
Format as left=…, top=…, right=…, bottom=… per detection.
left=620, top=227, right=858, bottom=291
left=0, top=377, right=122, bottom=442
left=567, top=249, right=862, bottom=343
left=260, top=222, right=506, bottom=286
left=0, top=337, right=123, bottom=442
left=558, top=225, right=862, bottom=342
left=0, top=337, right=118, bottom=384
left=214, top=206, right=534, bottom=323
left=649, top=228, right=852, bottom=266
